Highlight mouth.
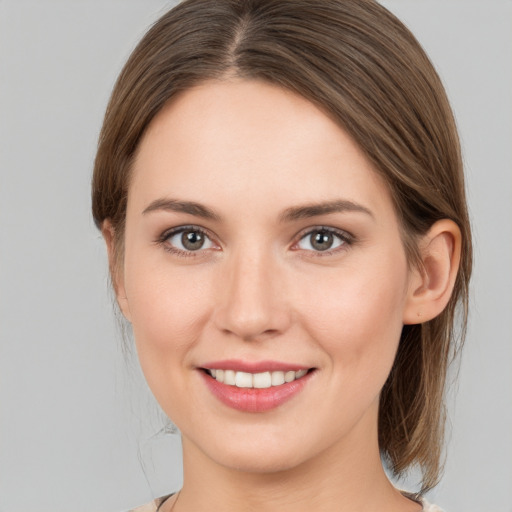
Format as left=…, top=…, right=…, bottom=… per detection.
left=198, top=363, right=316, bottom=412
left=202, top=368, right=310, bottom=389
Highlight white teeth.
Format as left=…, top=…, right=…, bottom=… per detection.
left=295, top=369, right=308, bottom=379
left=235, top=371, right=253, bottom=388
left=210, top=369, right=309, bottom=388
left=253, top=372, right=272, bottom=389
left=284, top=371, right=296, bottom=383
left=224, top=369, right=236, bottom=385
left=271, top=371, right=285, bottom=386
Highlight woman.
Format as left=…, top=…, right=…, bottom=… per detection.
left=92, top=1, right=472, bottom=510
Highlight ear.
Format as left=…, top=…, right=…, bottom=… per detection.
left=101, top=220, right=132, bottom=322
left=403, top=219, right=462, bottom=325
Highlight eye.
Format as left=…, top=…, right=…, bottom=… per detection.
left=161, top=226, right=216, bottom=254
left=295, top=228, right=350, bottom=253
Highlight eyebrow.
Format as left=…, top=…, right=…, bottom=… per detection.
left=142, top=197, right=373, bottom=223
left=142, top=198, right=221, bottom=221
left=279, top=199, right=374, bottom=222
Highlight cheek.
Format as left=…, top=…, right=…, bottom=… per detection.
left=122, top=260, right=217, bottom=416
left=297, top=253, right=409, bottom=376
left=123, top=254, right=213, bottom=369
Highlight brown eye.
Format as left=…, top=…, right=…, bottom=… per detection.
left=296, top=228, right=348, bottom=253
left=164, top=227, right=215, bottom=253
left=181, top=230, right=205, bottom=251
left=311, top=231, right=334, bottom=251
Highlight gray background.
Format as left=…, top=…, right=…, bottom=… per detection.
left=1, top=1, right=511, bottom=511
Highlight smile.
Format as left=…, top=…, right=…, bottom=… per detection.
left=206, top=368, right=309, bottom=388
left=200, top=363, right=315, bottom=413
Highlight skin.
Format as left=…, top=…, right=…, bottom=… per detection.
left=103, top=79, right=461, bottom=512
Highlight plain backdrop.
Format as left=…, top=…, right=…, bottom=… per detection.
left=1, top=1, right=511, bottom=511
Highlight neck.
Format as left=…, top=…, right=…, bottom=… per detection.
left=172, top=404, right=419, bottom=512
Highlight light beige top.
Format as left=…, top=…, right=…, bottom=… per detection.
left=128, top=493, right=445, bottom=511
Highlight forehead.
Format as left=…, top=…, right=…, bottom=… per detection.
left=129, top=79, right=394, bottom=223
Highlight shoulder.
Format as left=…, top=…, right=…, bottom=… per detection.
left=126, top=494, right=173, bottom=512
left=420, top=497, right=446, bottom=512
left=401, top=491, right=445, bottom=512
left=422, top=502, right=445, bottom=512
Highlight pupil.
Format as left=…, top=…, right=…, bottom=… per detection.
left=182, top=230, right=204, bottom=250
left=312, top=231, right=333, bottom=251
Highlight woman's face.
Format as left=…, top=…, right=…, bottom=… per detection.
left=117, top=79, right=417, bottom=473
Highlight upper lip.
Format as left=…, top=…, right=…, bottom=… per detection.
left=200, top=359, right=311, bottom=373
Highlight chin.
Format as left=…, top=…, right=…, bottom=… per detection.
left=191, top=426, right=320, bottom=475
left=215, top=447, right=308, bottom=475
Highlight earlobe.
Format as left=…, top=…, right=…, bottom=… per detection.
left=101, top=220, right=132, bottom=322
left=403, top=219, right=462, bottom=325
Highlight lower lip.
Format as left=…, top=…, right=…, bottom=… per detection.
left=200, top=370, right=314, bottom=413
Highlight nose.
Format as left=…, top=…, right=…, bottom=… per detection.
left=213, top=247, right=292, bottom=341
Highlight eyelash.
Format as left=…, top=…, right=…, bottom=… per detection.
left=292, top=226, right=354, bottom=257
left=156, top=225, right=217, bottom=258
left=156, top=225, right=354, bottom=258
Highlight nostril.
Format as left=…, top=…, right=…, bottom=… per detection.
left=212, top=269, right=292, bottom=340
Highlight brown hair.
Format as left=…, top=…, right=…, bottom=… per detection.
left=92, top=0, right=472, bottom=493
